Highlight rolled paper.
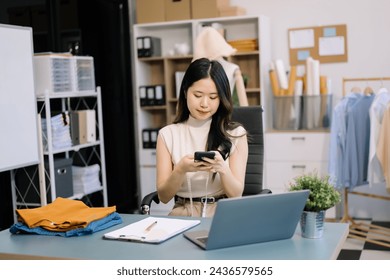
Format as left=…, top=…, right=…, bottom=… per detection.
left=280, top=89, right=288, bottom=95
left=299, top=76, right=306, bottom=94
left=306, top=57, right=313, bottom=96
left=287, top=66, right=297, bottom=95
left=312, top=59, right=320, bottom=96
left=320, top=76, right=328, bottom=94
left=327, top=78, right=332, bottom=94
left=275, top=59, right=288, bottom=90
left=294, top=79, right=303, bottom=96
left=269, top=69, right=280, bottom=96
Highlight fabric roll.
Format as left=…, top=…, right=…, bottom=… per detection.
left=287, top=66, right=297, bottom=95
left=294, top=79, right=303, bottom=96
left=320, top=76, right=328, bottom=94
left=275, top=59, right=288, bottom=90
left=305, top=57, right=321, bottom=96
left=306, top=57, right=313, bottom=95
left=312, top=59, right=320, bottom=95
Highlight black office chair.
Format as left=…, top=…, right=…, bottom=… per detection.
left=140, top=106, right=272, bottom=215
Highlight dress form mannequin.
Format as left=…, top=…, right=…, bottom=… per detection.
left=193, top=27, right=249, bottom=106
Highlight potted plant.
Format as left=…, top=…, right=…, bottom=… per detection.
left=289, top=172, right=341, bottom=238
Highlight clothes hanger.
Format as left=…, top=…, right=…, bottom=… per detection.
left=351, top=86, right=361, bottom=93
left=377, top=78, right=388, bottom=93
left=362, top=80, right=374, bottom=95
left=364, top=85, right=374, bottom=95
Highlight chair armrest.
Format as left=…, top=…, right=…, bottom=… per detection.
left=259, top=189, right=272, bottom=194
left=140, top=191, right=160, bottom=215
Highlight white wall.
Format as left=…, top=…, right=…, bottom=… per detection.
left=230, top=0, right=390, bottom=101
left=231, top=0, right=390, bottom=220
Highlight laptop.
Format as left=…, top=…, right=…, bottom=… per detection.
left=183, top=190, right=309, bottom=250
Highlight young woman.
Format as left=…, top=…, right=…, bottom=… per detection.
left=156, top=58, right=248, bottom=217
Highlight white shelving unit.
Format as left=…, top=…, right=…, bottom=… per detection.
left=11, top=87, right=108, bottom=214
left=132, top=15, right=272, bottom=214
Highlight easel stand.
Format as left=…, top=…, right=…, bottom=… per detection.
left=340, top=188, right=390, bottom=248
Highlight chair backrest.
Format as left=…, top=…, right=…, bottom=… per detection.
left=231, top=106, right=264, bottom=195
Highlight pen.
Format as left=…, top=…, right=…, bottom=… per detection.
left=144, top=220, right=158, bottom=232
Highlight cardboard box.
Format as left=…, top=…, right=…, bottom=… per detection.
left=136, top=0, right=165, bottom=23
left=191, top=0, right=230, bottom=19
left=219, top=6, right=246, bottom=17
left=165, top=0, right=191, bottom=21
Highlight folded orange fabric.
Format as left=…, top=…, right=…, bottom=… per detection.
left=16, top=197, right=116, bottom=232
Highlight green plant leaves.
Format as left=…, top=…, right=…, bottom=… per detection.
left=289, top=172, right=341, bottom=212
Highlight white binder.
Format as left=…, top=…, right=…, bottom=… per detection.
left=71, top=110, right=96, bottom=144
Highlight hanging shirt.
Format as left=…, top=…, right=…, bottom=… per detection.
left=328, top=92, right=362, bottom=188
left=367, top=88, right=390, bottom=186
left=344, top=94, right=375, bottom=188
left=376, top=103, right=390, bottom=193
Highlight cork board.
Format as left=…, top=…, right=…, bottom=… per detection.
left=288, top=24, right=348, bottom=65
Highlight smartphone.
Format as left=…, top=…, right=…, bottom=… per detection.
left=194, top=151, right=215, bottom=162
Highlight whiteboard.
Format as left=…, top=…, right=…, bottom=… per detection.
left=0, top=24, right=40, bottom=172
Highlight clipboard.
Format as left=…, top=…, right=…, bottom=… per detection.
left=103, top=216, right=200, bottom=243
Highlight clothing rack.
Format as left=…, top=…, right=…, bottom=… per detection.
left=341, top=77, right=390, bottom=248
left=342, top=77, right=390, bottom=96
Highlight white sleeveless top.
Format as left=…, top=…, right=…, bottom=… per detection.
left=159, top=115, right=245, bottom=198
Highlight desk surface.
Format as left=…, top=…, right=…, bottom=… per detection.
left=0, top=214, right=348, bottom=260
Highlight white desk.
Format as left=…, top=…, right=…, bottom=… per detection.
left=0, top=214, right=348, bottom=260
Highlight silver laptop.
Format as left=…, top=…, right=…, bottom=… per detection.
left=183, top=190, right=309, bottom=250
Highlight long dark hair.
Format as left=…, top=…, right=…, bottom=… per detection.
left=174, top=58, right=244, bottom=159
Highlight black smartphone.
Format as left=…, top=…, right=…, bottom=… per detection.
left=194, top=151, right=215, bottom=162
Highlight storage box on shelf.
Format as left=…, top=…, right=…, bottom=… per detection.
left=191, top=0, right=231, bottom=19
left=132, top=15, right=271, bottom=212
left=33, top=54, right=96, bottom=96
left=14, top=158, right=74, bottom=205
left=165, top=0, right=191, bottom=22
left=136, top=0, right=165, bottom=24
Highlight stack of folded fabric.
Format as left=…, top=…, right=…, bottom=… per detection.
left=41, top=112, right=73, bottom=150
left=227, top=38, right=258, bottom=52
left=10, top=197, right=122, bottom=237
left=72, top=164, right=101, bottom=195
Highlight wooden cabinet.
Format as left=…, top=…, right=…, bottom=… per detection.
left=132, top=16, right=272, bottom=213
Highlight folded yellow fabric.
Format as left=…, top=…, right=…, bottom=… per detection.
left=16, top=197, right=116, bottom=232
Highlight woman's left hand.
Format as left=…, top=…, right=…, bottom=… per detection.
left=196, top=150, right=227, bottom=174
